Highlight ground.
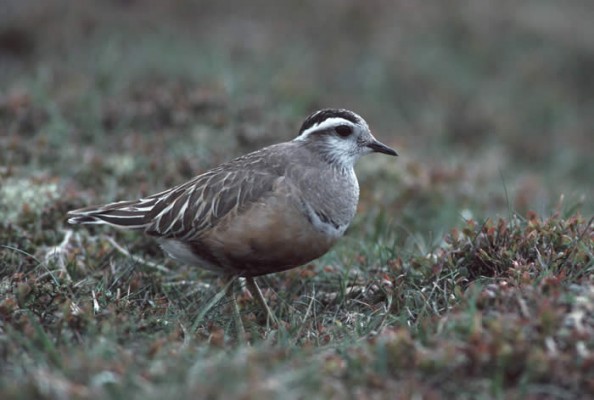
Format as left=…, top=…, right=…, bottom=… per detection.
left=1, top=1, right=593, bottom=398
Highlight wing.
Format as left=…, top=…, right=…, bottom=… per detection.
left=143, top=155, right=283, bottom=240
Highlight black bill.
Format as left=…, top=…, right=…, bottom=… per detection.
left=367, top=140, right=398, bottom=156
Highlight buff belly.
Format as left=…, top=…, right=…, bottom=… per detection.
left=160, top=193, right=342, bottom=277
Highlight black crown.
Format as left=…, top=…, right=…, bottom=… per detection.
left=298, top=109, right=360, bottom=135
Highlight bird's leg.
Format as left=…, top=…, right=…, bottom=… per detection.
left=224, top=274, right=246, bottom=341
left=245, top=276, right=279, bottom=327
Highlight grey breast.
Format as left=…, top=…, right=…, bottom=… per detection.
left=282, top=142, right=360, bottom=236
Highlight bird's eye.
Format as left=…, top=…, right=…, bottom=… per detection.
left=335, top=125, right=353, bottom=137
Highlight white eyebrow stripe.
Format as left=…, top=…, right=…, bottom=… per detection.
left=294, top=117, right=356, bottom=141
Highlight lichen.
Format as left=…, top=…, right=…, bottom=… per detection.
left=0, top=177, right=59, bottom=222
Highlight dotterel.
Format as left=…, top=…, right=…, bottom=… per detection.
left=68, top=108, right=397, bottom=324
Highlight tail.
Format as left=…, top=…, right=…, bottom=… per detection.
left=67, top=198, right=159, bottom=229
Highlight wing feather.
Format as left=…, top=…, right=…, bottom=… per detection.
left=69, top=144, right=292, bottom=236
left=145, top=161, right=280, bottom=239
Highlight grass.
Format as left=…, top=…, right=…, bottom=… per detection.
left=2, top=209, right=592, bottom=398
left=1, top=1, right=593, bottom=398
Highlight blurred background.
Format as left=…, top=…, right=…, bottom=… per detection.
left=1, top=0, right=592, bottom=239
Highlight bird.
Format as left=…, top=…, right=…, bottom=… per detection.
left=67, top=108, right=397, bottom=328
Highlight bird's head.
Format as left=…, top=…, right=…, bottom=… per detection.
left=293, top=108, right=397, bottom=168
